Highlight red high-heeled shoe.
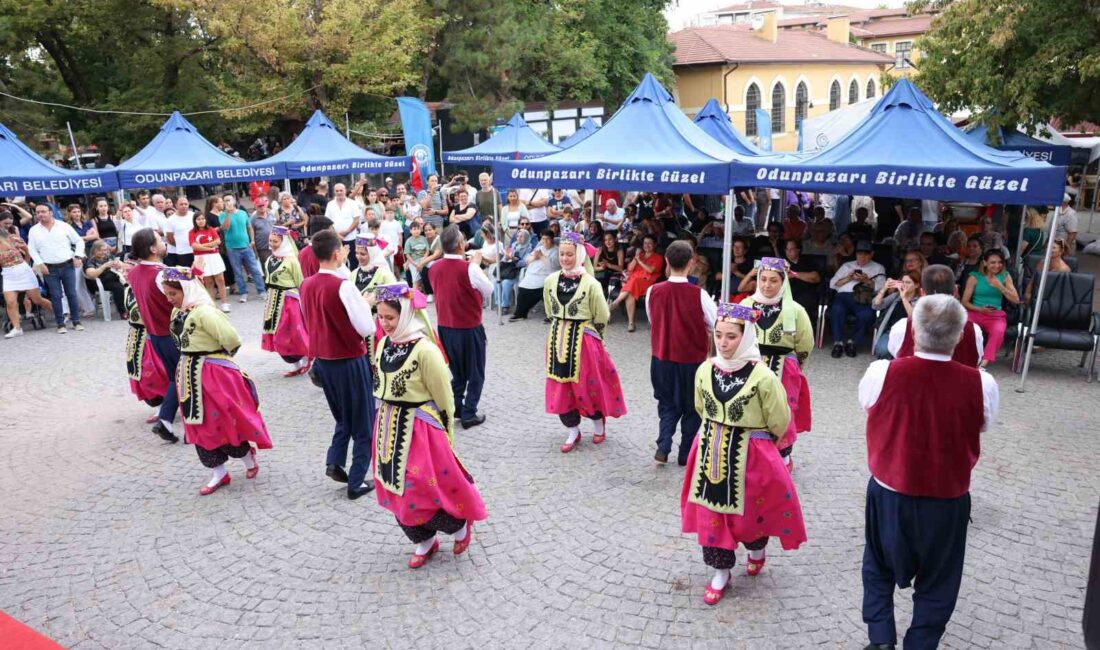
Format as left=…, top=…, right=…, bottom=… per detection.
left=703, top=580, right=728, bottom=605
left=560, top=433, right=582, bottom=453
left=296, top=361, right=312, bottom=376
left=408, top=539, right=439, bottom=569
left=746, top=552, right=766, bottom=576
left=199, top=473, right=230, bottom=496
left=245, top=451, right=259, bottom=479
left=282, top=368, right=299, bottom=378
left=453, top=523, right=474, bottom=555
left=145, top=414, right=159, bottom=425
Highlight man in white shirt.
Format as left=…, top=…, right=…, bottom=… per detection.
left=600, top=199, right=626, bottom=232
left=27, top=203, right=86, bottom=332
left=730, top=205, right=755, bottom=237
left=165, top=195, right=195, bottom=267
left=134, top=191, right=167, bottom=234
left=324, top=183, right=364, bottom=265
left=1055, top=193, right=1079, bottom=252
left=520, top=188, right=550, bottom=234
left=829, top=240, right=886, bottom=358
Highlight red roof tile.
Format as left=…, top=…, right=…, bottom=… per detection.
left=857, top=15, right=933, bottom=38
left=670, top=25, right=895, bottom=66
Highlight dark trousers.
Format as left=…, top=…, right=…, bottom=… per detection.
left=147, top=334, right=180, bottom=423
left=164, top=253, right=194, bottom=268
left=862, top=478, right=971, bottom=649
left=196, top=442, right=251, bottom=468
left=651, top=357, right=701, bottom=463
left=831, top=292, right=876, bottom=346
left=438, top=325, right=486, bottom=421
left=703, top=537, right=768, bottom=569
left=398, top=510, right=467, bottom=544
left=314, top=356, right=375, bottom=488
left=513, top=286, right=544, bottom=318
left=42, top=261, right=81, bottom=326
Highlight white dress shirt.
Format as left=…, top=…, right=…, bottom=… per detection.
left=520, top=189, right=549, bottom=225
left=325, top=199, right=364, bottom=242
left=645, top=276, right=718, bottom=330
left=134, top=206, right=166, bottom=233
left=441, top=254, right=494, bottom=300
left=887, top=318, right=984, bottom=361
left=318, top=268, right=375, bottom=337
left=28, top=220, right=85, bottom=266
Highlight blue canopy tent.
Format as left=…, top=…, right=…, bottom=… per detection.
left=116, top=112, right=284, bottom=189
left=442, top=113, right=560, bottom=164
left=557, top=117, right=600, bottom=149
left=263, top=110, right=410, bottom=178
left=0, top=123, right=119, bottom=195
left=961, top=123, right=1073, bottom=167
left=692, top=98, right=763, bottom=157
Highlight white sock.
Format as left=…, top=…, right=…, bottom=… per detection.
left=453, top=522, right=469, bottom=542
left=206, top=464, right=228, bottom=488
left=783, top=454, right=791, bottom=467
left=159, top=419, right=175, bottom=433
left=298, top=358, right=309, bottom=369
left=710, top=568, right=730, bottom=590
left=240, top=450, right=257, bottom=470
left=565, top=426, right=580, bottom=444
left=414, top=536, right=436, bottom=555
left=593, top=419, right=605, bottom=435
left=748, top=548, right=765, bottom=561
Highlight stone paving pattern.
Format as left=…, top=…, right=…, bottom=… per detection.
left=0, top=299, right=1097, bottom=649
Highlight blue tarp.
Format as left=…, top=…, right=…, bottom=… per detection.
left=693, top=98, right=763, bottom=157
left=961, top=123, right=1073, bottom=167
left=734, top=80, right=1066, bottom=205
left=443, top=113, right=560, bottom=163
left=557, top=117, right=600, bottom=149
left=0, top=123, right=119, bottom=194
left=264, top=110, right=410, bottom=178
left=116, top=112, right=284, bottom=189
left=494, top=73, right=743, bottom=193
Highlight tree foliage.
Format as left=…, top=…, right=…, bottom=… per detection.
left=915, top=0, right=1100, bottom=134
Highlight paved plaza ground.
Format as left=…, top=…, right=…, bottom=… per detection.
left=1, top=300, right=1097, bottom=649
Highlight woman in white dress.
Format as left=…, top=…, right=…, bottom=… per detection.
left=0, top=226, right=52, bottom=338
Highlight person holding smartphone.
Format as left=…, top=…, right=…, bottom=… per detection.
left=828, top=240, right=885, bottom=358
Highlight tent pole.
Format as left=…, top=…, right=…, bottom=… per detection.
left=1013, top=204, right=1026, bottom=277
left=1016, top=205, right=1060, bottom=393
left=283, top=178, right=290, bottom=193
left=345, top=113, right=350, bottom=139
left=494, top=196, right=503, bottom=326
left=66, top=122, right=82, bottom=170
left=438, top=123, right=446, bottom=178
left=720, top=190, right=734, bottom=301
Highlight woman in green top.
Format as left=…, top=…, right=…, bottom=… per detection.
left=961, top=249, right=1020, bottom=367
left=1020, top=207, right=1046, bottom=258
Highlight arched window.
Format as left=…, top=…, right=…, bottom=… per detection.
left=848, top=79, right=859, bottom=104
left=795, top=82, right=809, bottom=125
left=866, top=78, right=876, bottom=99
left=829, top=80, right=841, bottom=111
left=771, top=83, right=785, bottom=133
left=745, top=83, right=760, bottom=136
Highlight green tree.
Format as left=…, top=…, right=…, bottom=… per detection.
left=915, top=0, right=1100, bottom=135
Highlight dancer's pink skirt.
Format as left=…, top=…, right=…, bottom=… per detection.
left=180, top=359, right=273, bottom=452
left=130, top=341, right=169, bottom=404
left=261, top=293, right=309, bottom=360
left=777, top=355, right=812, bottom=451
left=545, top=332, right=627, bottom=419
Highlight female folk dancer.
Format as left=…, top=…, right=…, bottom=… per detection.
left=681, top=303, right=806, bottom=605
left=740, top=257, right=813, bottom=469
left=543, top=232, right=626, bottom=453
left=159, top=266, right=273, bottom=495
left=261, top=227, right=310, bottom=376
left=369, top=282, right=486, bottom=568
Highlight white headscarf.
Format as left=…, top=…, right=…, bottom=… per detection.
left=157, top=266, right=213, bottom=311
left=375, top=282, right=434, bottom=345
left=750, top=258, right=798, bottom=333
left=356, top=236, right=388, bottom=269
left=272, top=228, right=298, bottom=258
left=712, top=309, right=762, bottom=372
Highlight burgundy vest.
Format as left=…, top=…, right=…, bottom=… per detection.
left=128, top=263, right=173, bottom=337
left=897, top=317, right=979, bottom=367
left=300, top=272, right=368, bottom=360
left=299, top=245, right=319, bottom=279
left=431, top=257, right=483, bottom=329
left=866, top=356, right=983, bottom=498
left=647, top=281, right=709, bottom=364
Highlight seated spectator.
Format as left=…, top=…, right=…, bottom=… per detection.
left=977, top=215, right=1005, bottom=254
left=83, top=239, right=129, bottom=318
left=583, top=220, right=604, bottom=248
left=508, top=230, right=558, bottom=322
left=835, top=233, right=857, bottom=269
left=847, top=207, right=875, bottom=243
left=784, top=239, right=822, bottom=321
left=782, top=204, right=806, bottom=241
left=829, top=240, right=886, bottom=358
left=803, top=220, right=837, bottom=269
left=871, top=273, right=919, bottom=358
left=1020, top=207, right=1047, bottom=258
left=730, top=205, right=755, bottom=237
left=805, top=206, right=836, bottom=241
left=609, top=234, right=663, bottom=332
left=599, top=198, right=626, bottom=233
left=497, top=228, right=533, bottom=315
left=752, top=221, right=785, bottom=259
left=893, top=207, right=925, bottom=251
left=961, top=249, right=1020, bottom=367
left=1024, top=238, right=1072, bottom=303
left=724, top=238, right=754, bottom=298
left=558, top=205, right=579, bottom=235
left=687, top=238, right=710, bottom=288
left=954, top=234, right=984, bottom=293
left=918, top=232, right=952, bottom=266
left=593, top=231, right=624, bottom=299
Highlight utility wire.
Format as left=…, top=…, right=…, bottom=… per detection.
left=0, top=84, right=321, bottom=117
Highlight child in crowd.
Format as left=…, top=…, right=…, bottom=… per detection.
left=403, top=220, right=430, bottom=292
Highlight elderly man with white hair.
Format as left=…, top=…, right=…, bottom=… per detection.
left=599, top=198, right=625, bottom=233
left=857, top=294, right=999, bottom=650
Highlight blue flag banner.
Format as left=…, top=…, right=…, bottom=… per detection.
left=398, top=97, right=436, bottom=178
left=755, top=109, right=772, bottom=152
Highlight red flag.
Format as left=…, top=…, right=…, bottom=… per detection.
left=409, top=156, right=424, bottom=193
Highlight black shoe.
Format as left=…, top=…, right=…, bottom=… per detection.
left=326, top=464, right=349, bottom=483
left=654, top=450, right=669, bottom=464
left=831, top=343, right=844, bottom=359
left=863, top=644, right=895, bottom=650
left=461, top=414, right=486, bottom=429
left=508, top=315, right=526, bottom=322
left=348, top=482, right=375, bottom=500
left=151, top=421, right=179, bottom=443
left=844, top=341, right=857, bottom=358
left=677, top=457, right=688, bottom=467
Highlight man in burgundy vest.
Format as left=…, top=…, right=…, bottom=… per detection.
left=887, top=264, right=983, bottom=366
left=127, top=228, right=179, bottom=443
left=645, top=240, right=716, bottom=466
left=859, top=294, right=999, bottom=650
left=432, top=226, right=493, bottom=428
left=299, top=230, right=378, bottom=500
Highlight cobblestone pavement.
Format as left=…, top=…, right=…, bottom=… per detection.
left=1, top=300, right=1097, bottom=650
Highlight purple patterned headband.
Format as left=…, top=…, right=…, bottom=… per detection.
left=355, top=235, right=377, bottom=248
left=162, top=266, right=198, bottom=282
left=373, top=282, right=411, bottom=302
left=759, top=257, right=788, bottom=273
left=560, top=231, right=583, bottom=246
left=716, top=302, right=758, bottom=323
left=272, top=225, right=290, bottom=236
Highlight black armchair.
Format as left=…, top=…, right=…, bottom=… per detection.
left=1014, top=272, right=1099, bottom=382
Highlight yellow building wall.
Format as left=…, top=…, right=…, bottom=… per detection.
left=673, top=62, right=887, bottom=152
left=858, top=35, right=923, bottom=77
